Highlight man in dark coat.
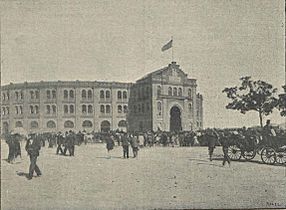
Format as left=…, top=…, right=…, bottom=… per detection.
left=221, top=136, right=231, bottom=167
left=130, top=134, right=139, bottom=158
left=106, top=134, right=115, bottom=159
left=56, top=132, right=64, bottom=155
left=25, top=134, right=42, bottom=180
left=6, top=133, right=15, bottom=163
left=63, top=131, right=75, bottom=156
left=121, top=133, right=130, bottom=158
left=206, top=129, right=218, bottom=161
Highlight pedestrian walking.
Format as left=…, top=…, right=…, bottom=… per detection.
left=206, top=129, right=218, bottom=161
left=25, top=134, right=42, bottom=180
left=121, top=133, right=130, bottom=158
left=221, top=138, right=231, bottom=167
left=130, top=134, right=139, bottom=158
left=56, top=132, right=64, bottom=155
left=106, top=134, right=115, bottom=159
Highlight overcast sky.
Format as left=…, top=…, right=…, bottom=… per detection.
left=1, top=0, right=285, bottom=128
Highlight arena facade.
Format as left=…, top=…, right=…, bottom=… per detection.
left=1, top=62, right=203, bottom=133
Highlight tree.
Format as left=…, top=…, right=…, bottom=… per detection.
left=222, top=76, right=278, bottom=128
left=277, top=85, right=286, bottom=117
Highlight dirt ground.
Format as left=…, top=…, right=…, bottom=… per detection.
left=1, top=141, right=286, bottom=210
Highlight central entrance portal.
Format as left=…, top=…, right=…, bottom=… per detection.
left=170, top=106, right=182, bottom=132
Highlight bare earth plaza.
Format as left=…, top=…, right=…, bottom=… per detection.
left=1, top=0, right=286, bottom=209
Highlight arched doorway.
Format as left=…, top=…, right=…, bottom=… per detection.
left=118, top=120, right=127, bottom=132
left=101, top=120, right=111, bottom=132
left=170, top=106, right=182, bottom=132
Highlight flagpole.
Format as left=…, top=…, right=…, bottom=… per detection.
left=171, top=36, right=174, bottom=62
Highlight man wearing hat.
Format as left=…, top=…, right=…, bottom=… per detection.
left=25, top=133, right=42, bottom=180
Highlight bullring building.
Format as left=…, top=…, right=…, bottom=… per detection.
left=0, top=62, right=203, bottom=133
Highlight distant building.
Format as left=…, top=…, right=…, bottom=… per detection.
left=128, top=61, right=203, bottom=132
left=0, top=62, right=203, bottom=133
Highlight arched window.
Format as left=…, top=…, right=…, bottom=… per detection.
left=19, top=106, right=23, bottom=114
left=47, top=120, right=56, bottom=128
left=30, top=106, right=34, bottom=114
left=100, top=90, right=104, bottom=99
left=188, top=88, right=192, bottom=98
left=20, top=91, right=24, bottom=100
left=118, top=120, right=127, bottom=127
left=173, top=87, right=177, bottom=96
left=30, top=91, right=34, bottom=99
left=106, top=105, right=111, bottom=113
left=35, top=105, right=39, bottom=114
left=15, top=121, right=23, bottom=128
left=101, top=120, right=111, bottom=132
left=117, top=91, right=122, bottom=99
left=2, top=93, right=6, bottom=101
left=157, top=101, right=162, bottom=111
left=52, top=90, right=56, bottom=99
left=138, top=104, right=141, bottom=113
left=146, top=103, right=150, bottom=111
left=3, top=122, right=9, bottom=134
left=30, top=121, right=39, bottom=129
left=35, top=90, right=39, bottom=99
left=82, top=90, right=87, bottom=99
left=46, top=105, right=51, bottom=114
left=70, top=105, right=74, bottom=113
left=82, top=120, right=93, bottom=128
left=69, top=90, right=74, bottom=98
left=133, top=105, right=137, bottom=113
left=64, top=120, right=74, bottom=128
left=7, top=92, right=10, bottom=100
left=178, top=88, right=182, bottom=96
left=123, top=105, right=128, bottom=113
left=168, top=87, right=172, bottom=96
left=157, top=86, right=161, bottom=96
left=123, top=91, right=127, bottom=99
left=146, top=87, right=150, bottom=97
left=100, top=105, right=105, bottom=113
left=87, top=90, right=92, bottom=99
left=64, top=105, right=68, bottom=114
left=15, top=106, right=19, bottom=115
left=138, top=89, right=141, bottom=99
left=2, top=107, right=6, bottom=115
left=188, top=103, right=192, bottom=111
left=64, top=90, right=68, bottom=99
left=47, top=90, right=51, bottom=99
left=82, top=105, right=87, bottom=113
left=88, top=105, right=93, bottom=113
left=52, top=105, right=56, bottom=114
left=106, top=90, right=111, bottom=99
left=6, top=107, right=9, bottom=115
left=118, top=105, right=122, bottom=113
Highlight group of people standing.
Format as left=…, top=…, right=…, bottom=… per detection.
left=105, top=132, right=140, bottom=159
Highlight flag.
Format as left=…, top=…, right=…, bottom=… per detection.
left=161, top=39, right=173, bottom=52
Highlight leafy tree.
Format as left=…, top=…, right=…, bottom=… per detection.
left=222, top=76, right=278, bottom=127
left=277, top=85, right=286, bottom=117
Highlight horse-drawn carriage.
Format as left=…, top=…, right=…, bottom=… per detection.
left=227, top=131, right=286, bottom=165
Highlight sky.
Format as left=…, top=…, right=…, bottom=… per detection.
left=1, top=0, right=285, bottom=128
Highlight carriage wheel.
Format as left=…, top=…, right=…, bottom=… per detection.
left=227, top=145, right=242, bottom=161
left=242, top=150, right=256, bottom=160
left=261, top=147, right=276, bottom=165
left=276, top=151, right=286, bottom=165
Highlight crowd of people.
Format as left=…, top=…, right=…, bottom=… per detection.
left=2, top=120, right=286, bottom=179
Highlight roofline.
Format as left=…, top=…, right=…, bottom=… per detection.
left=1, top=80, right=134, bottom=90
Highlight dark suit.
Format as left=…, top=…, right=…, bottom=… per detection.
left=25, top=137, right=42, bottom=179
